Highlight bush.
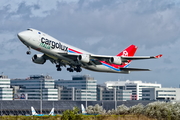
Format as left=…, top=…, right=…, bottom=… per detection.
left=129, top=103, right=144, bottom=116
left=61, top=107, right=83, bottom=120
left=109, top=104, right=129, bottom=115
left=143, top=101, right=180, bottom=119
left=86, top=104, right=106, bottom=115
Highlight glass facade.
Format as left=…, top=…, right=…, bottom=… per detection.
left=56, top=75, right=97, bottom=101
left=11, top=75, right=58, bottom=101
left=105, top=80, right=161, bottom=100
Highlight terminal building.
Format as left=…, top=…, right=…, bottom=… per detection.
left=11, top=75, right=58, bottom=101
left=55, top=75, right=97, bottom=101
left=0, top=75, right=13, bottom=100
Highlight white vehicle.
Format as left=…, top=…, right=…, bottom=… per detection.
left=17, top=28, right=162, bottom=73
left=31, top=106, right=54, bottom=116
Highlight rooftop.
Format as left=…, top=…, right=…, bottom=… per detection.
left=105, top=80, right=160, bottom=85
left=0, top=75, right=8, bottom=79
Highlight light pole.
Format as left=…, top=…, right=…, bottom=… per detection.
left=86, top=80, right=87, bottom=109
left=40, top=80, right=42, bottom=114
left=1, top=101, right=2, bottom=116
left=114, top=88, right=117, bottom=110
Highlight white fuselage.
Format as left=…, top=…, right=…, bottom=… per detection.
left=17, top=28, right=129, bottom=73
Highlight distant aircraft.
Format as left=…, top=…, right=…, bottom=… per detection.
left=17, top=28, right=162, bottom=74
left=49, top=108, right=55, bottom=116
left=31, top=106, right=54, bottom=116
left=81, top=104, right=87, bottom=115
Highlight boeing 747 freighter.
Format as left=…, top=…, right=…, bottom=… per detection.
left=17, top=28, right=162, bottom=73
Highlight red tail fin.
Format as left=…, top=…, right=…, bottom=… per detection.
left=116, top=45, right=137, bottom=57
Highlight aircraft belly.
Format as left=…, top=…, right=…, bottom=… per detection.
left=85, top=65, right=119, bottom=73
left=84, top=65, right=130, bottom=74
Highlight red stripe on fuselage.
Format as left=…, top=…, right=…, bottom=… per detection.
left=68, top=48, right=82, bottom=54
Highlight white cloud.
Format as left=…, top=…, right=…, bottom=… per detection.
left=0, top=0, right=180, bottom=87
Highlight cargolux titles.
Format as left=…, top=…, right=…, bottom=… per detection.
left=39, top=37, right=68, bottom=51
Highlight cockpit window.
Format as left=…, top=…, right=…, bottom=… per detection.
left=27, top=29, right=33, bottom=31
left=38, top=32, right=41, bottom=34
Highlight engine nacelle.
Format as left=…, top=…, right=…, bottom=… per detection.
left=110, top=56, right=122, bottom=65
left=77, top=54, right=90, bottom=63
left=32, top=54, right=46, bottom=64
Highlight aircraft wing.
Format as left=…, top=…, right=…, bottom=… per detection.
left=64, top=53, right=102, bottom=66
left=90, top=54, right=162, bottom=61
left=66, top=53, right=162, bottom=65
left=120, top=68, right=151, bottom=71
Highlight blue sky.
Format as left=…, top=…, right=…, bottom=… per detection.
left=0, top=0, right=180, bottom=87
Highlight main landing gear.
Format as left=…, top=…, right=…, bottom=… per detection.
left=74, top=66, right=82, bottom=72
left=55, top=63, right=82, bottom=72
left=56, top=65, right=62, bottom=71
left=67, top=67, right=74, bottom=72
left=66, top=66, right=82, bottom=72
left=56, top=66, right=82, bottom=72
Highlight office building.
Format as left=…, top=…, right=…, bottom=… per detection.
left=142, top=87, right=180, bottom=101
left=11, top=75, right=58, bottom=101
left=105, top=80, right=161, bottom=100
left=0, top=75, right=13, bottom=100
left=55, top=75, right=97, bottom=101
left=97, top=85, right=132, bottom=101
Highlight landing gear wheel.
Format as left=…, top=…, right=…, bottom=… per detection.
left=57, top=68, right=62, bottom=71
left=74, top=66, right=82, bottom=72
left=26, top=51, right=31, bottom=55
left=67, top=68, right=74, bottom=72
left=26, top=46, right=31, bottom=55
left=56, top=65, right=61, bottom=71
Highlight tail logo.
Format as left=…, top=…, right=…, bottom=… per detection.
left=123, top=50, right=128, bottom=56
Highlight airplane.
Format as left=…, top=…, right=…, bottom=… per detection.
left=17, top=28, right=162, bottom=73
left=81, top=104, right=87, bottom=115
left=49, top=108, right=55, bottom=116
left=31, top=106, right=54, bottom=116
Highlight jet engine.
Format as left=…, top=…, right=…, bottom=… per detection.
left=77, top=54, right=90, bottom=63
left=32, top=54, right=46, bottom=64
left=110, top=56, right=122, bottom=65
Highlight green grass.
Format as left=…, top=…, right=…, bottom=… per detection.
left=0, top=115, right=157, bottom=120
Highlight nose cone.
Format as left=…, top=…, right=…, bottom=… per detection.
left=17, top=31, right=30, bottom=41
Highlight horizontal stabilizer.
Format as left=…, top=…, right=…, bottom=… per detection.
left=120, top=68, right=151, bottom=71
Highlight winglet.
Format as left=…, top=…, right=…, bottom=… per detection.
left=155, top=54, right=163, bottom=58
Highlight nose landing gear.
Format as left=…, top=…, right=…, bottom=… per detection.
left=26, top=51, right=31, bottom=55
left=26, top=46, right=31, bottom=55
